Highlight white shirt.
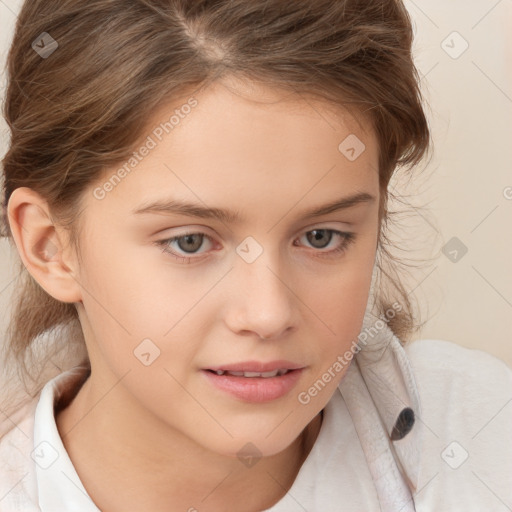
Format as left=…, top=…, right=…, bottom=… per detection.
left=1, top=338, right=511, bottom=511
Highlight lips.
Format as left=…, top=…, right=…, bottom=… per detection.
left=202, top=360, right=305, bottom=403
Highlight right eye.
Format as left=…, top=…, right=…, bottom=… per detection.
left=155, top=232, right=215, bottom=263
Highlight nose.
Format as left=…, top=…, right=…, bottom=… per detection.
left=224, top=249, right=297, bottom=340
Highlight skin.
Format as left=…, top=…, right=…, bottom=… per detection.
left=8, top=78, right=380, bottom=511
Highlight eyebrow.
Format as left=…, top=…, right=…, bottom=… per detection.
left=132, top=191, right=376, bottom=224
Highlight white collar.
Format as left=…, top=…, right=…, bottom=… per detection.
left=33, top=367, right=100, bottom=511
left=337, top=264, right=422, bottom=512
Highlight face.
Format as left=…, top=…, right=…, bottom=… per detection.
left=71, top=78, right=380, bottom=458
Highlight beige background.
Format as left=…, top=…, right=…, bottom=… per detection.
left=0, top=0, right=511, bottom=366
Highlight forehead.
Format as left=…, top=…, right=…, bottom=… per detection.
left=88, top=78, right=379, bottom=220
left=158, top=78, right=376, bottom=156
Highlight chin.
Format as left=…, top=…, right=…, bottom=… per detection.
left=204, top=428, right=301, bottom=461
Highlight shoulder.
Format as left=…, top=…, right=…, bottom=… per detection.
left=0, top=399, right=40, bottom=510
left=403, top=339, right=512, bottom=510
left=404, top=337, right=512, bottom=440
left=404, top=337, right=512, bottom=401
left=405, top=337, right=511, bottom=373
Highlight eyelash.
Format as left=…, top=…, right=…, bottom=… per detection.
left=155, top=229, right=357, bottom=264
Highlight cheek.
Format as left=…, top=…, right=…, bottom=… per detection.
left=79, top=235, right=203, bottom=330
left=308, top=267, right=372, bottom=339
left=294, top=274, right=371, bottom=412
left=77, top=242, right=216, bottom=377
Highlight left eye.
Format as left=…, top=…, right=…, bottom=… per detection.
left=156, top=228, right=356, bottom=263
left=297, top=229, right=349, bottom=251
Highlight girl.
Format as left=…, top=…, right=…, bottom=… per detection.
left=1, top=1, right=511, bottom=511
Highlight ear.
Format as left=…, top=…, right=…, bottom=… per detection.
left=7, top=187, right=83, bottom=303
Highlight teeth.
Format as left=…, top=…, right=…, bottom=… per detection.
left=245, top=370, right=278, bottom=378
left=212, top=369, right=290, bottom=378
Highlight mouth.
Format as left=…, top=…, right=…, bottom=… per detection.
left=201, top=361, right=305, bottom=403
left=206, top=368, right=291, bottom=378
left=205, top=360, right=304, bottom=374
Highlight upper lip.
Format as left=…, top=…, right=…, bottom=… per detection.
left=206, top=360, right=304, bottom=372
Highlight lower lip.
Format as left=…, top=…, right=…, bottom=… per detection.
left=202, top=369, right=304, bottom=403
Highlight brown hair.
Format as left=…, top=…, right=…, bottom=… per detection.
left=0, top=0, right=431, bottom=414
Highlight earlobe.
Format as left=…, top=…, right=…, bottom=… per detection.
left=7, top=187, right=83, bottom=303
